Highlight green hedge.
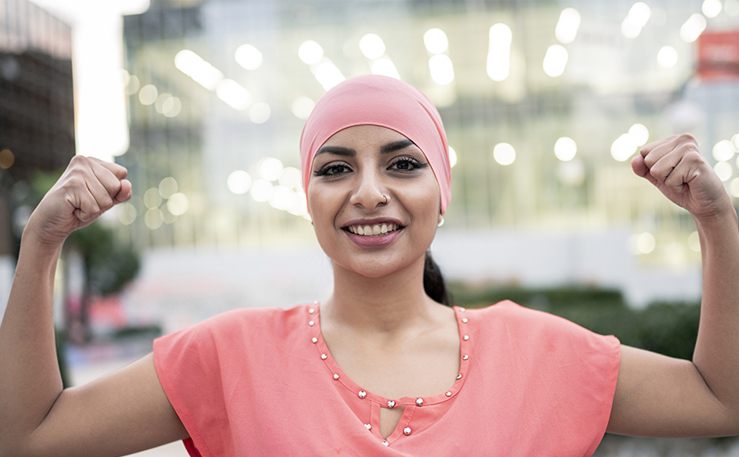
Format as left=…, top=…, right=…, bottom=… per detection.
left=448, top=283, right=700, bottom=360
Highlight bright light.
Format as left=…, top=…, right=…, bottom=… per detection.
left=636, top=232, right=656, bottom=254
left=543, top=45, right=568, bottom=77
left=448, top=146, right=458, bottom=167
left=216, top=79, right=251, bottom=110
left=713, top=140, right=735, bottom=161
left=162, top=97, right=181, bottom=117
left=715, top=161, right=733, bottom=181
left=279, top=167, right=302, bottom=189
left=621, top=17, right=642, bottom=38
left=628, top=2, right=651, bottom=28
left=493, top=143, right=516, bottom=165
left=424, top=28, right=449, bottom=54
left=371, top=57, right=401, bottom=79
left=555, top=8, right=581, bottom=44
left=250, top=179, right=273, bottom=202
left=145, top=208, right=163, bottom=230
left=487, top=23, right=512, bottom=81
left=154, top=93, right=172, bottom=113
left=249, top=102, right=271, bottom=124
left=629, top=123, right=650, bottom=146
left=227, top=170, right=252, bottom=194
left=174, top=50, right=224, bottom=90
left=611, top=133, right=638, bottom=161
left=235, top=44, right=263, bottom=70
left=291, top=97, right=315, bottom=119
left=554, top=137, right=577, bottom=161
left=680, top=14, right=707, bottom=43
left=259, top=157, right=284, bottom=181
left=269, top=185, right=295, bottom=210
left=138, top=84, right=157, bottom=105
left=166, top=193, right=189, bottom=216
left=125, top=74, right=140, bottom=95
left=359, top=33, right=386, bottom=60
left=429, top=54, right=455, bottom=85
left=118, top=203, right=137, bottom=225
left=312, top=59, right=346, bottom=91
left=288, top=193, right=308, bottom=216
left=159, top=177, right=178, bottom=199
left=298, top=40, right=324, bottom=65
left=143, top=187, right=162, bottom=209
left=730, top=178, right=739, bottom=198
left=702, top=0, right=722, bottom=18
left=657, top=46, right=678, bottom=68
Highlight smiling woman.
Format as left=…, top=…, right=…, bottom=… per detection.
left=2, top=75, right=739, bottom=457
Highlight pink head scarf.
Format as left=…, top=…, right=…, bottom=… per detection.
left=299, top=74, right=452, bottom=215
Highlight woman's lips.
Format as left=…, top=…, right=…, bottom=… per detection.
left=344, top=226, right=403, bottom=247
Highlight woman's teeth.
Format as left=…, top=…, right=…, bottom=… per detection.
left=346, top=223, right=399, bottom=236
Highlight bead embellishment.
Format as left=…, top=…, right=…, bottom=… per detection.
left=311, top=337, right=318, bottom=343
left=309, top=308, right=315, bottom=314
left=463, top=335, right=469, bottom=341
left=382, top=441, right=389, bottom=446
left=333, top=374, right=340, bottom=380
left=461, top=317, right=468, bottom=323
left=415, top=398, right=424, bottom=406
left=445, top=391, right=452, bottom=397
left=308, top=320, right=315, bottom=326
left=387, top=400, right=396, bottom=408
left=321, top=354, right=327, bottom=360
left=358, top=390, right=367, bottom=399
left=457, top=374, right=462, bottom=380
left=364, top=423, right=372, bottom=430
left=403, top=427, right=412, bottom=436
left=463, top=355, right=469, bottom=360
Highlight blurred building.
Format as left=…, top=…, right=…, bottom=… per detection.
left=0, top=0, right=75, bottom=256
left=119, top=0, right=739, bottom=270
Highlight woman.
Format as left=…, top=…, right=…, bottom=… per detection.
left=1, top=75, right=738, bottom=456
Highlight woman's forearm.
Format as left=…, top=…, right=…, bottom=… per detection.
left=693, top=207, right=739, bottom=411
left=0, top=229, right=65, bottom=453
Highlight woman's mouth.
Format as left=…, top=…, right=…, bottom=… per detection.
left=344, top=223, right=402, bottom=237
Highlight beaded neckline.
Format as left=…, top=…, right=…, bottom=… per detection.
left=306, top=303, right=473, bottom=408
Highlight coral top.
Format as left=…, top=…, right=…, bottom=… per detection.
left=153, top=301, right=620, bottom=456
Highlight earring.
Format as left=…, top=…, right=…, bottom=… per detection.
left=437, top=216, right=444, bottom=227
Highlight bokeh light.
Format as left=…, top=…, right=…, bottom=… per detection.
left=235, top=44, right=263, bottom=70
left=493, top=143, right=516, bottom=165
left=554, top=137, right=577, bottom=161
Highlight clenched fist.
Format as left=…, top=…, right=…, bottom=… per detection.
left=631, top=134, right=734, bottom=221
left=25, top=156, right=132, bottom=247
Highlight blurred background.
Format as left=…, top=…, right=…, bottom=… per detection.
left=1, top=0, right=739, bottom=454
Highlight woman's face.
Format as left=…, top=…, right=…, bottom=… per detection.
left=308, top=125, right=442, bottom=278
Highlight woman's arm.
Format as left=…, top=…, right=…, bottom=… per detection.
left=0, top=157, right=187, bottom=457
left=608, top=134, right=739, bottom=437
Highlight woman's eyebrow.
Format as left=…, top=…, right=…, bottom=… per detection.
left=380, top=139, right=416, bottom=154
left=315, top=146, right=356, bottom=156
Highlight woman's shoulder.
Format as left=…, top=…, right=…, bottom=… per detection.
left=156, top=304, right=313, bottom=347
left=464, top=299, right=620, bottom=348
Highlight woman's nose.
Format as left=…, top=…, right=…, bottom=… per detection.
left=349, top=169, right=387, bottom=210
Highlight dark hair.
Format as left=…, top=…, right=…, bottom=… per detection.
left=423, top=250, right=452, bottom=306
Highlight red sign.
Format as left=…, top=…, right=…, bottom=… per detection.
left=697, top=31, right=739, bottom=81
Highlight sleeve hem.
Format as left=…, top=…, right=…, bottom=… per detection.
left=153, top=336, right=214, bottom=457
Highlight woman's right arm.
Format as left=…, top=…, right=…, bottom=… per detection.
left=0, top=156, right=188, bottom=457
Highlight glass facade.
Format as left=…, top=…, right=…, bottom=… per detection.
left=119, top=0, right=739, bottom=269
left=0, top=0, right=74, bottom=256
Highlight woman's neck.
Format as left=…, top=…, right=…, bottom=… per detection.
left=321, top=255, right=442, bottom=336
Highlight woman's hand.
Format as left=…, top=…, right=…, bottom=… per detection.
left=25, top=156, right=132, bottom=247
left=631, top=134, right=734, bottom=221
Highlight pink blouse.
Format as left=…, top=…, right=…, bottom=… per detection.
left=153, top=301, right=620, bottom=456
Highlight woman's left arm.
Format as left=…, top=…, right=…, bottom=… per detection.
left=608, top=133, right=739, bottom=437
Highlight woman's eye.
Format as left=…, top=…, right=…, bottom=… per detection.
left=314, top=164, right=351, bottom=177
left=390, top=158, right=426, bottom=172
